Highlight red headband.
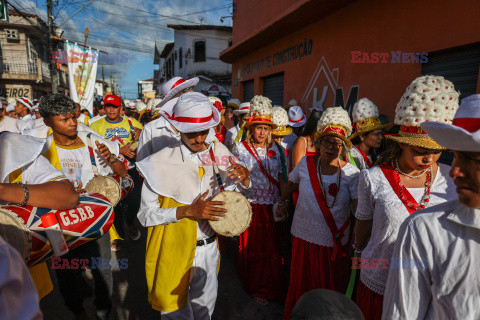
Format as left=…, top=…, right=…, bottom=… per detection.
left=452, top=118, right=480, bottom=133
left=170, top=78, right=186, bottom=90
left=400, top=125, right=427, bottom=135
left=166, top=112, right=213, bottom=124
left=290, top=115, right=305, bottom=123
left=323, top=126, right=346, bottom=137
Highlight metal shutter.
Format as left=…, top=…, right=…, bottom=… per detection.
left=243, top=79, right=254, bottom=102
left=422, top=43, right=480, bottom=100
left=263, top=73, right=284, bottom=106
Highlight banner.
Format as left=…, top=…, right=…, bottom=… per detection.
left=66, top=42, right=99, bottom=115
left=0, top=0, right=8, bottom=22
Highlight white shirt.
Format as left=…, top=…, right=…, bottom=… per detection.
left=137, top=141, right=248, bottom=241
left=224, top=124, right=240, bottom=150
left=383, top=199, right=480, bottom=320
left=289, top=157, right=359, bottom=246
left=0, top=236, right=42, bottom=320
left=1, top=155, right=65, bottom=184
left=355, top=164, right=457, bottom=295
left=232, top=141, right=281, bottom=204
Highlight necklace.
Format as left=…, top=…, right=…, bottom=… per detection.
left=394, top=161, right=433, bottom=210
left=395, top=159, right=427, bottom=178
left=316, top=157, right=341, bottom=208
left=54, top=136, right=80, bottom=147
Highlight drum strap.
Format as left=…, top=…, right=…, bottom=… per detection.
left=86, top=133, right=99, bottom=176
left=208, top=144, right=225, bottom=192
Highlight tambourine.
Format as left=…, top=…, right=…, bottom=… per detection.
left=85, top=174, right=134, bottom=206
left=0, top=193, right=114, bottom=267
left=208, top=191, right=252, bottom=237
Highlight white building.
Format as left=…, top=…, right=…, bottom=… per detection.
left=154, top=25, right=232, bottom=97
left=138, top=78, right=155, bottom=100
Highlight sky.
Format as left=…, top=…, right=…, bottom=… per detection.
left=9, top=0, right=233, bottom=97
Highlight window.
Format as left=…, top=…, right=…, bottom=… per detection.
left=194, top=40, right=206, bottom=62
left=179, top=47, right=183, bottom=69
left=5, top=29, right=19, bottom=41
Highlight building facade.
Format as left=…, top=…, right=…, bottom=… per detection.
left=0, top=9, right=68, bottom=99
left=154, top=24, right=233, bottom=97
left=220, top=0, right=480, bottom=117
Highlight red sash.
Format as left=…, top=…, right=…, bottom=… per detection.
left=242, top=141, right=280, bottom=189
left=379, top=164, right=419, bottom=215
left=306, top=155, right=350, bottom=262
left=355, top=146, right=373, bottom=168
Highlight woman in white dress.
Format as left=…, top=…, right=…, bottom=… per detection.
left=232, top=96, right=286, bottom=305
left=353, top=75, right=459, bottom=320
left=277, top=107, right=360, bottom=319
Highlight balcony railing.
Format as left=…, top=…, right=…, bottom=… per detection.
left=0, top=61, right=38, bottom=75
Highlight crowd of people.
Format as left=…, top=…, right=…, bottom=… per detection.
left=0, top=73, right=480, bottom=320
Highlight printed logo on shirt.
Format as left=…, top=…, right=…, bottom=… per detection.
left=60, top=158, right=83, bottom=188
left=104, top=127, right=130, bottom=140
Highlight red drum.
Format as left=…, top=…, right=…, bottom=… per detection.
left=0, top=193, right=114, bottom=267
left=111, top=174, right=134, bottom=200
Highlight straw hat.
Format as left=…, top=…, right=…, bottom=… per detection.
left=314, top=106, right=353, bottom=148
left=421, top=94, right=480, bottom=152
left=157, top=76, right=199, bottom=109
left=350, top=98, right=389, bottom=139
left=386, top=75, right=459, bottom=150
left=288, top=106, right=306, bottom=127
left=271, top=106, right=292, bottom=136
left=227, top=98, right=241, bottom=109
left=233, top=102, right=250, bottom=116
left=245, top=95, right=275, bottom=128
left=160, top=92, right=220, bottom=133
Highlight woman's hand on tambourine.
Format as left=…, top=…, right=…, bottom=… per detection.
left=227, top=156, right=250, bottom=187
left=177, top=191, right=227, bottom=221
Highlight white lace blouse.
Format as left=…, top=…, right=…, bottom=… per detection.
left=355, top=164, right=457, bottom=295
left=289, top=157, right=360, bottom=247
left=232, top=142, right=281, bottom=204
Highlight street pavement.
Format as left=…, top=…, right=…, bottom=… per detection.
left=41, top=225, right=284, bottom=320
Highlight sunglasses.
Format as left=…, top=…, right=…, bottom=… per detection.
left=104, top=104, right=121, bottom=108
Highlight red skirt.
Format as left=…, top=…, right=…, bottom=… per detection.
left=356, top=280, right=384, bottom=320
left=283, top=236, right=350, bottom=320
left=235, top=203, right=286, bottom=301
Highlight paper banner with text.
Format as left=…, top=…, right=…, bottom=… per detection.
left=66, top=42, right=99, bottom=115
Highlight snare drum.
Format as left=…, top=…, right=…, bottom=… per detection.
left=85, top=174, right=134, bottom=206
left=208, top=191, right=252, bottom=237
left=0, top=193, right=114, bottom=267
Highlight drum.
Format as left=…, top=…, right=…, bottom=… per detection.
left=208, top=191, right=252, bottom=237
left=85, top=174, right=134, bottom=206
left=0, top=193, right=114, bottom=267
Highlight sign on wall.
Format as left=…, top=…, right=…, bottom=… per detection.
left=301, top=56, right=359, bottom=116
left=0, top=84, right=32, bottom=99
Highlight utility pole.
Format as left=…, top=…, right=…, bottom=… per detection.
left=47, top=0, right=59, bottom=93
